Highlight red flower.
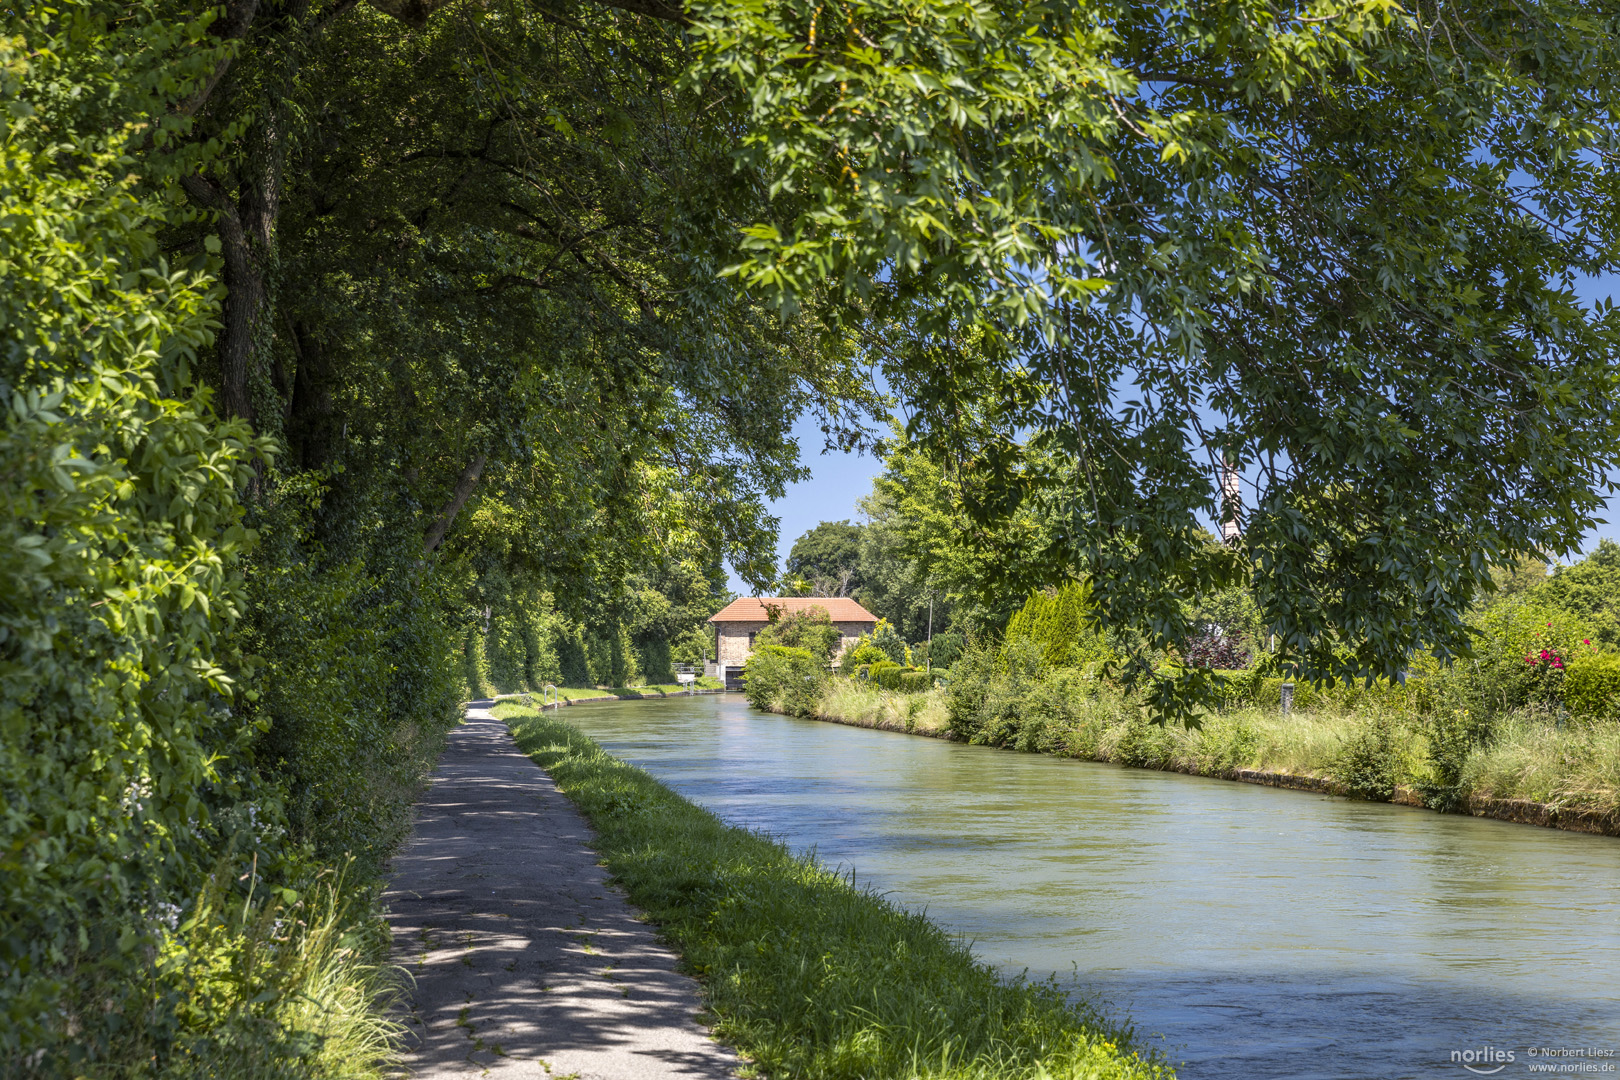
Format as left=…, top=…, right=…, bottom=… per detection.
left=1584, top=639, right=1591, bottom=645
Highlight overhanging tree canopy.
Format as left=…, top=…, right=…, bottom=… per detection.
left=351, top=0, right=1620, bottom=707
left=678, top=0, right=1620, bottom=708
left=54, top=0, right=1620, bottom=696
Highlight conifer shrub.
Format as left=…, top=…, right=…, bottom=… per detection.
left=1003, top=582, right=1112, bottom=670
left=922, top=630, right=966, bottom=669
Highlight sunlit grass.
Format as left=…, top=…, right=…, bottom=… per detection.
left=817, top=680, right=951, bottom=736
left=807, top=680, right=1620, bottom=817
left=1463, top=711, right=1620, bottom=812
left=156, top=868, right=403, bottom=1079
left=495, top=701, right=1171, bottom=1080
left=489, top=678, right=723, bottom=704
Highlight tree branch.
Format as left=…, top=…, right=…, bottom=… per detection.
left=367, top=0, right=688, bottom=27
left=423, top=453, right=488, bottom=555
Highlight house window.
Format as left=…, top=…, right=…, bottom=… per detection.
left=748, top=631, right=756, bottom=649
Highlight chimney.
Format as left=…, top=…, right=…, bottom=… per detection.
left=1220, top=456, right=1242, bottom=545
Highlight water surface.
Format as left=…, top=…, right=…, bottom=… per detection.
left=555, top=694, right=1620, bottom=1080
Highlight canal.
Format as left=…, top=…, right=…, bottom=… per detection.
left=557, top=694, right=1620, bottom=1080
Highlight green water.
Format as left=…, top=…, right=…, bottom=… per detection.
left=555, top=694, right=1620, bottom=1080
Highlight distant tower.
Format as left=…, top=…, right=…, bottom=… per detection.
left=1220, top=456, right=1242, bottom=545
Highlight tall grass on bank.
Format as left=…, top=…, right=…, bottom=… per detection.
left=1463, top=710, right=1620, bottom=810
left=817, top=680, right=952, bottom=736
left=494, top=702, right=1171, bottom=1080
left=813, top=681, right=1619, bottom=817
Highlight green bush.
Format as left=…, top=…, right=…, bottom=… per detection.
left=0, top=17, right=276, bottom=1059
left=555, top=621, right=592, bottom=686
left=866, top=659, right=904, bottom=688
left=1530, top=539, right=1620, bottom=648
left=1461, top=596, right=1595, bottom=714
left=1563, top=655, right=1620, bottom=720
left=868, top=662, right=925, bottom=691
left=670, top=625, right=713, bottom=669
left=898, top=670, right=935, bottom=694
left=946, top=638, right=1045, bottom=746
left=1, top=17, right=451, bottom=1070
left=1211, top=667, right=1260, bottom=707
left=1330, top=715, right=1401, bottom=801
left=869, top=620, right=910, bottom=664
left=461, top=623, right=493, bottom=698
left=758, top=605, right=843, bottom=661
left=585, top=623, right=636, bottom=687
left=744, top=644, right=826, bottom=716
left=634, top=636, right=675, bottom=686
left=919, top=630, right=966, bottom=669
left=839, top=641, right=887, bottom=674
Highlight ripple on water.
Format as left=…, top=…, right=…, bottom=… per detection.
left=557, top=696, right=1620, bottom=1080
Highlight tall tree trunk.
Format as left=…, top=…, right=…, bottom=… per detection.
left=181, top=0, right=309, bottom=430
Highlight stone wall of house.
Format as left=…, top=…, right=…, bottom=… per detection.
left=832, top=622, right=870, bottom=659
left=716, top=622, right=767, bottom=667
left=714, top=620, right=875, bottom=670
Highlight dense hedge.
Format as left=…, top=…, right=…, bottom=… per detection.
left=1564, top=655, right=1620, bottom=720
left=1, top=15, right=457, bottom=1071
left=0, top=16, right=269, bottom=1057
left=899, top=670, right=936, bottom=693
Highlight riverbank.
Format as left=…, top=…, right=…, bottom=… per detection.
left=800, top=681, right=1620, bottom=838
left=493, top=699, right=1173, bottom=1080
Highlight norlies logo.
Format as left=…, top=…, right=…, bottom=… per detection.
left=1454, top=1047, right=1517, bottom=1075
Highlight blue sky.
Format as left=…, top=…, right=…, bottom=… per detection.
left=727, top=273, right=1620, bottom=594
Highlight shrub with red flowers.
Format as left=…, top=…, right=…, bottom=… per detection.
left=1520, top=622, right=1599, bottom=705
left=1470, top=601, right=1599, bottom=713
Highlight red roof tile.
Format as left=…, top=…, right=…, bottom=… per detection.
left=708, top=597, right=878, bottom=624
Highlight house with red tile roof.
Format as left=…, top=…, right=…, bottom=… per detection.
left=708, top=597, right=878, bottom=689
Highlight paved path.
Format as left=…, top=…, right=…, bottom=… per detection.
left=385, top=703, right=740, bottom=1079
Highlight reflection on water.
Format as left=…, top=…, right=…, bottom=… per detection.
left=555, top=694, right=1620, bottom=1080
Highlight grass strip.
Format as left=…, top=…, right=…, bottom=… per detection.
left=495, top=701, right=1171, bottom=1080
left=494, top=680, right=723, bottom=704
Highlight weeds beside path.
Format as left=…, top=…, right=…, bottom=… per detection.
left=496, top=700, right=1172, bottom=1080
left=385, top=701, right=740, bottom=1078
